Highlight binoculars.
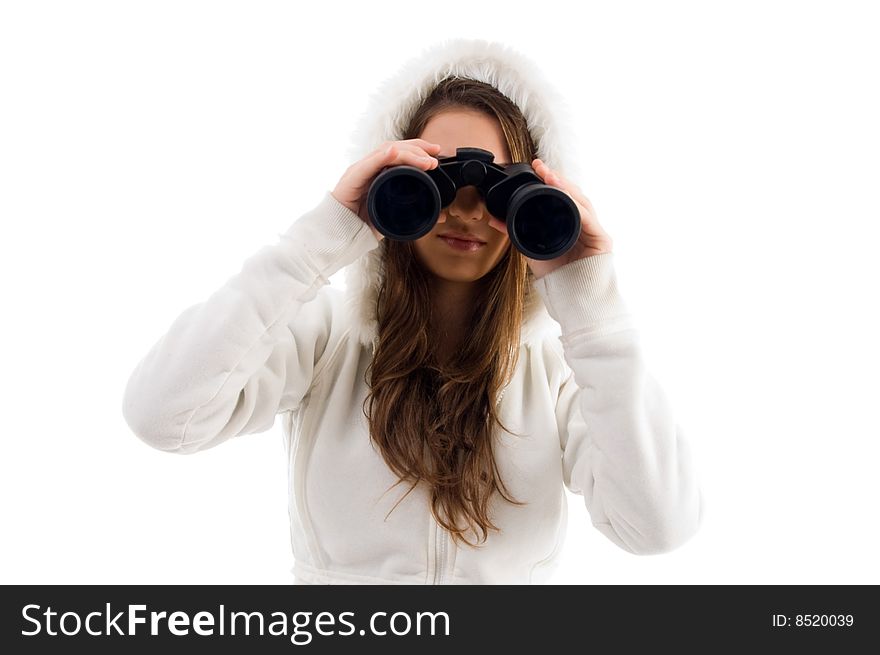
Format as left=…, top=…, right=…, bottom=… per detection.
left=366, top=147, right=580, bottom=260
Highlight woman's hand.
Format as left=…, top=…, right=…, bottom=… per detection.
left=331, top=139, right=441, bottom=241
left=524, top=158, right=614, bottom=279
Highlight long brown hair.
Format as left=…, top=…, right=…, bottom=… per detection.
left=362, top=76, right=538, bottom=548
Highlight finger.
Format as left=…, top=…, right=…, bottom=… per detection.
left=536, top=168, right=596, bottom=223
left=532, top=159, right=562, bottom=183
left=533, top=159, right=593, bottom=211
left=374, top=144, right=438, bottom=170
left=344, top=146, right=433, bottom=200
left=532, top=158, right=554, bottom=184
left=533, top=160, right=565, bottom=190
left=404, top=138, right=444, bottom=153
left=532, top=158, right=566, bottom=186
left=390, top=139, right=442, bottom=161
left=389, top=140, right=443, bottom=162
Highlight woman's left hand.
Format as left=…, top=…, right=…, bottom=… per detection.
left=524, top=158, right=614, bottom=279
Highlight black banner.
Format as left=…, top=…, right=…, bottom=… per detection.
left=1, top=585, right=874, bottom=652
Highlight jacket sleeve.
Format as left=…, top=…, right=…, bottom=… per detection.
left=533, top=253, right=704, bottom=555
left=122, top=191, right=380, bottom=455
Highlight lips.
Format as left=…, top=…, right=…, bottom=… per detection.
left=438, top=235, right=486, bottom=252
left=437, top=232, right=486, bottom=244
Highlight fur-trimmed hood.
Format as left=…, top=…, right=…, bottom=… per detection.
left=342, top=38, right=581, bottom=350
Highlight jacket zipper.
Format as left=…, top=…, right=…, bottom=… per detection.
left=434, top=519, right=448, bottom=584
left=432, top=388, right=504, bottom=584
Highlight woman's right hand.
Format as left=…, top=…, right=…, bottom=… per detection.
left=331, top=139, right=442, bottom=241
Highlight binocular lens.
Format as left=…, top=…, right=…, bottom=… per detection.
left=371, top=172, right=438, bottom=238
left=513, top=193, right=577, bottom=258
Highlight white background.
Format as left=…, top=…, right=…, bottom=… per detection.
left=2, top=0, right=878, bottom=585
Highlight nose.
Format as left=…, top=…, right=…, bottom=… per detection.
left=444, top=186, right=485, bottom=222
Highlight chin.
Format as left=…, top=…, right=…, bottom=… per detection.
left=415, top=244, right=507, bottom=281
left=436, top=270, right=487, bottom=283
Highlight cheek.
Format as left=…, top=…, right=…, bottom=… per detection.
left=412, top=239, right=430, bottom=264
left=490, top=237, right=511, bottom=259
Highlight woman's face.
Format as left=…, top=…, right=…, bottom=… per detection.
left=413, top=109, right=512, bottom=283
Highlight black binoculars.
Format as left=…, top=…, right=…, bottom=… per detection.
left=366, top=147, right=580, bottom=260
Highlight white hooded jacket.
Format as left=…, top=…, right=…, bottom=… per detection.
left=122, top=38, right=703, bottom=584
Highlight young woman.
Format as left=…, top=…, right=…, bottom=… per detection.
left=122, top=38, right=703, bottom=584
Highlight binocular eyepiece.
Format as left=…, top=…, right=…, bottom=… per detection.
left=366, top=147, right=580, bottom=260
